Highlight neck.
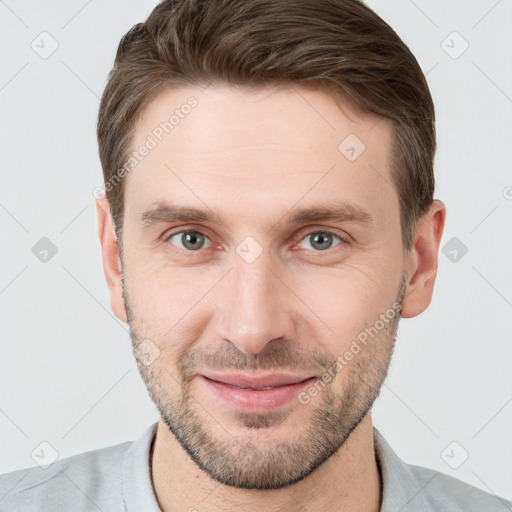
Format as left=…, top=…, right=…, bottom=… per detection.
left=151, top=412, right=382, bottom=512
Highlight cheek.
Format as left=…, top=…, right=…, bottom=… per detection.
left=294, top=261, right=400, bottom=346
left=123, top=253, right=222, bottom=352
left=124, top=247, right=207, bottom=309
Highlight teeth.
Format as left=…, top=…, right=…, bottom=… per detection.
left=229, top=384, right=275, bottom=390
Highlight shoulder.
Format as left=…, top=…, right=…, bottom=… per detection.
left=0, top=440, right=131, bottom=512
left=406, top=461, right=512, bottom=511
left=373, top=427, right=512, bottom=512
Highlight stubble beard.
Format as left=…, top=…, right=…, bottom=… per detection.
left=124, top=274, right=405, bottom=490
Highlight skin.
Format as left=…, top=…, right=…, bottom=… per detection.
left=96, top=84, right=446, bottom=512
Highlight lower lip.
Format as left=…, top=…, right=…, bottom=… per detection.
left=199, top=376, right=316, bottom=413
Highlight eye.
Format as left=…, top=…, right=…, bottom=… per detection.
left=164, top=228, right=345, bottom=254
left=297, top=231, right=343, bottom=251
left=166, top=230, right=212, bottom=251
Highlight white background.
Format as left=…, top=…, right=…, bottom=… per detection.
left=1, top=0, right=511, bottom=503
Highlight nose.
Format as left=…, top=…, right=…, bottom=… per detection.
left=215, top=253, right=296, bottom=355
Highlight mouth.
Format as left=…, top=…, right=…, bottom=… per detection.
left=202, top=371, right=315, bottom=388
left=198, top=372, right=317, bottom=413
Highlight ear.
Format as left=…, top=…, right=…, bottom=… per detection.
left=401, top=199, right=447, bottom=318
left=95, top=197, right=127, bottom=323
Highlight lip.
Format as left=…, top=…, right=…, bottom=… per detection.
left=199, top=373, right=316, bottom=413
left=201, top=372, right=314, bottom=389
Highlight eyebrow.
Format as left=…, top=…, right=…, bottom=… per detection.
left=140, top=201, right=373, bottom=229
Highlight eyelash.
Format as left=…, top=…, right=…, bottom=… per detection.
left=163, top=228, right=347, bottom=255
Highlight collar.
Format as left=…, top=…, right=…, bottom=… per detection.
left=121, top=422, right=433, bottom=511
left=122, top=422, right=161, bottom=511
left=373, top=428, right=433, bottom=511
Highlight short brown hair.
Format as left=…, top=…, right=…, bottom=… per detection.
left=97, top=0, right=435, bottom=251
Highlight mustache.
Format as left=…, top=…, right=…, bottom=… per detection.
left=177, top=339, right=334, bottom=381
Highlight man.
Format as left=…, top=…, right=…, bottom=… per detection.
left=1, top=0, right=510, bottom=510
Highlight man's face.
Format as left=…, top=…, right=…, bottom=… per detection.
left=117, top=85, right=407, bottom=489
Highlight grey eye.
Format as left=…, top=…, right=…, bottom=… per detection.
left=168, top=231, right=211, bottom=251
left=298, top=232, right=342, bottom=251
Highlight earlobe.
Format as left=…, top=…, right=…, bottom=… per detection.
left=95, top=197, right=128, bottom=323
left=401, top=200, right=447, bottom=318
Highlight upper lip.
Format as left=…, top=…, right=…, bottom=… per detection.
left=201, top=372, right=315, bottom=389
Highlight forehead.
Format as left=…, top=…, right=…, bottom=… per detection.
left=124, top=84, right=397, bottom=229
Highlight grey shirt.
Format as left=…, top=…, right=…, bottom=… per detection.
left=0, top=422, right=510, bottom=511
